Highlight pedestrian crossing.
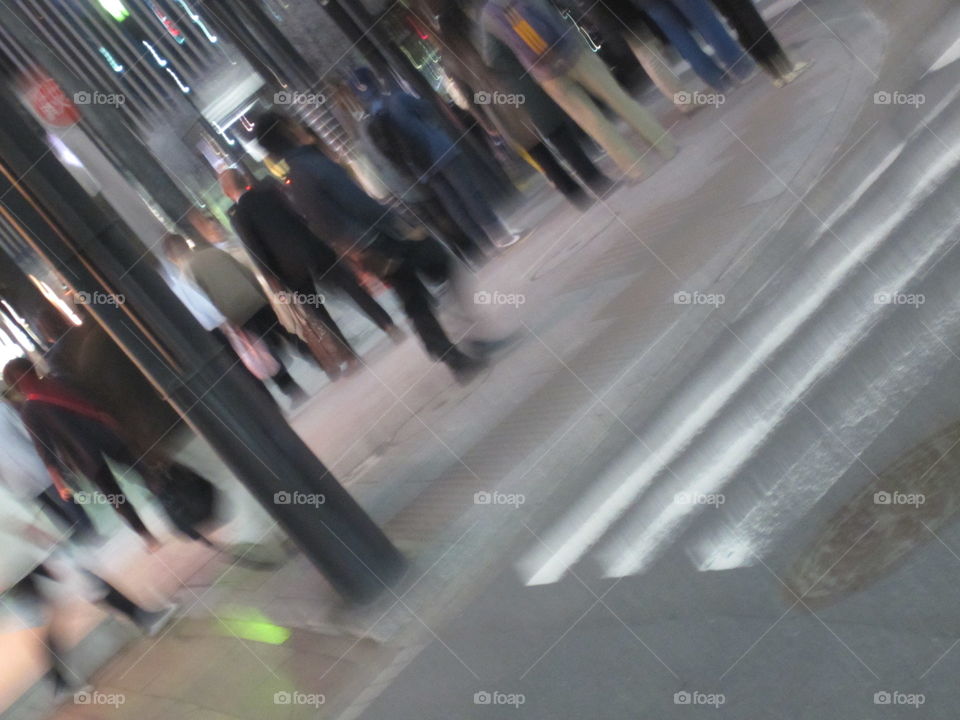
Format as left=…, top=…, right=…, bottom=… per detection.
left=518, top=79, right=960, bottom=587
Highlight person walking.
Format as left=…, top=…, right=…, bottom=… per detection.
left=3, top=358, right=161, bottom=550
left=633, top=0, right=756, bottom=88
left=558, top=0, right=702, bottom=113
left=480, top=0, right=675, bottom=181
left=253, top=113, right=488, bottom=383
left=1, top=500, right=176, bottom=699
left=708, top=0, right=809, bottom=86
left=437, top=5, right=614, bottom=210
left=0, top=392, right=95, bottom=538
left=351, top=69, right=517, bottom=258
left=162, top=233, right=306, bottom=403
left=219, top=169, right=404, bottom=368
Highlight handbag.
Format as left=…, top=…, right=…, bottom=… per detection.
left=287, top=304, right=355, bottom=378
left=148, top=462, right=218, bottom=540
left=222, top=324, right=281, bottom=380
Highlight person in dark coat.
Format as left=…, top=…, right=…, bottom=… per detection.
left=219, top=169, right=401, bottom=365
left=3, top=358, right=160, bottom=550
left=252, top=112, right=487, bottom=383
left=351, top=69, right=516, bottom=259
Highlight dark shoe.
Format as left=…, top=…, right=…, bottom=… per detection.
left=446, top=351, right=487, bottom=385
left=134, top=604, right=179, bottom=637
left=464, top=332, right=523, bottom=360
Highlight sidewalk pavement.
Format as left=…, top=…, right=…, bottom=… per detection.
left=1, top=1, right=886, bottom=717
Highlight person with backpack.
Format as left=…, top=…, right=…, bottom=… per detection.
left=480, top=0, right=676, bottom=181
left=352, top=68, right=517, bottom=260
left=2, top=358, right=161, bottom=550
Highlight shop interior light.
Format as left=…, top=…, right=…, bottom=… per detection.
left=96, top=0, right=130, bottom=22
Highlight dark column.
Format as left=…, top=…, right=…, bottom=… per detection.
left=0, top=87, right=406, bottom=604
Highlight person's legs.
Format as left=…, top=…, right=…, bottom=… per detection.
left=567, top=50, right=677, bottom=158
left=710, top=0, right=787, bottom=75
left=539, top=72, right=649, bottom=179
left=426, top=173, right=494, bottom=260
left=435, top=155, right=511, bottom=246
left=241, top=306, right=305, bottom=398
left=639, top=0, right=730, bottom=88
left=318, top=261, right=398, bottom=334
left=88, top=460, right=155, bottom=542
left=288, top=278, right=357, bottom=356
left=526, top=141, right=591, bottom=208
left=670, top=0, right=754, bottom=79
left=624, top=27, right=693, bottom=105
left=546, top=125, right=614, bottom=195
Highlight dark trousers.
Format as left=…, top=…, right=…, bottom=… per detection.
left=17, top=564, right=142, bottom=687
left=709, top=0, right=789, bottom=76
left=428, top=153, right=507, bottom=252
left=37, top=486, right=94, bottom=536
left=305, top=257, right=396, bottom=350
left=370, top=237, right=461, bottom=363
left=528, top=124, right=612, bottom=202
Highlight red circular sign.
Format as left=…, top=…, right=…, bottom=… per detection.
left=26, top=76, right=80, bottom=127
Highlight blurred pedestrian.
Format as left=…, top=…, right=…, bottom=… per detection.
left=253, top=113, right=488, bottom=383
left=353, top=68, right=518, bottom=258
left=558, top=0, right=701, bottom=112
left=162, top=233, right=306, bottom=403
left=480, top=0, right=675, bottom=180
left=437, top=6, right=613, bottom=210
left=3, top=358, right=161, bottom=550
left=1, top=502, right=176, bottom=698
left=708, top=0, right=809, bottom=86
left=633, top=0, right=756, bottom=88
left=219, top=169, right=404, bottom=371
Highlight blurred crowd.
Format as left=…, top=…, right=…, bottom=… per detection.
left=0, top=0, right=808, bottom=703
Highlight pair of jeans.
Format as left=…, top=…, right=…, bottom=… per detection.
left=709, top=0, right=791, bottom=78
left=638, top=0, right=753, bottom=87
left=538, top=50, right=675, bottom=178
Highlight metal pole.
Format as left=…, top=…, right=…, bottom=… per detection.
left=0, top=87, right=406, bottom=604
